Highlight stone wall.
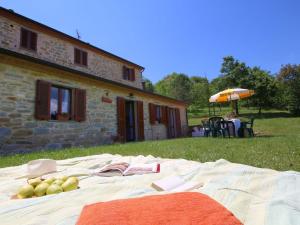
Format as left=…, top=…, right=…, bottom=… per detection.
left=0, top=57, right=187, bottom=155
left=0, top=15, right=144, bottom=89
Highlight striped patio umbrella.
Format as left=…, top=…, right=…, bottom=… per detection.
left=209, top=88, right=255, bottom=103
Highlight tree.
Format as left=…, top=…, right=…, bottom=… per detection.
left=155, top=73, right=192, bottom=102
left=143, top=78, right=155, bottom=93
left=277, top=64, right=300, bottom=115
left=214, top=57, right=280, bottom=114
left=217, top=56, right=252, bottom=114
left=220, top=56, right=250, bottom=88
left=209, top=76, right=228, bottom=95
left=189, top=76, right=210, bottom=113
left=247, top=67, right=278, bottom=114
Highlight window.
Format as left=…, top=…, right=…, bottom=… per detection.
left=149, top=103, right=166, bottom=124
left=20, top=28, right=37, bottom=51
left=123, top=66, right=135, bottom=81
left=50, top=86, right=71, bottom=120
left=74, top=48, right=88, bottom=66
left=35, top=80, right=86, bottom=122
left=155, top=105, right=162, bottom=123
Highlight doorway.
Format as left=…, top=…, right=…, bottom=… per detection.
left=125, top=100, right=136, bottom=142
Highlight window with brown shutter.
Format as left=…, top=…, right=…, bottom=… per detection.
left=20, top=28, right=37, bottom=51
left=175, top=108, right=182, bottom=137
left=117, top=97, right=126, bottom=142
left=149, top=104, right=166, bottom=124
left=123, top=66, right=135, bottom=81
left=136, top=101, right=144, bottom=141
left=35, top=80, right=51, bottom=120
left=74, top=48, right=88, bottom=66
left=74, top=89, right=86, bottom=122
left=130, top=69, right=135, bottom=81
left=21, top=29, right=28, bottom=48
left=74, top=48, right=81, bottom=64
left=35, top=80, right=86, bottom=122
left=82, top=51, right=88, bottom=66
left=30, top=32, right=37, bottom=51
left=155, top=105, right=162, bottom=123
left=50, top=86, right=72, bottom=120
left=123, top=66, right=128, bottom=80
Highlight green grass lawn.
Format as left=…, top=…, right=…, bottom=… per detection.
left=0, top=108, right=299, bottom=171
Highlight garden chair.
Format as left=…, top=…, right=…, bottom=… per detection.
left=201, top=120, right=211, bottom=137
left=208, top=117, right=226, bottom=137
left=239, top=117, right=255, bottom=137
left=223, top=121, right=236, bottom=138
left=244, top=117, right=255, bottom=137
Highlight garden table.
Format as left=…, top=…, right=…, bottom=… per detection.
left=226, top=118, right=241, bottom=136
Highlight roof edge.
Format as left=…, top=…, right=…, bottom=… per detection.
left=0, top=7, right=144, bottom=70
left=0, top=47, right=187, bottom=106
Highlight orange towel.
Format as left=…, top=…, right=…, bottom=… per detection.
left=76, top=192, right=243, bottom=225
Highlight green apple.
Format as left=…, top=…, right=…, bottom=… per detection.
left=62, top=178, right=78, bottom=192
left=56, top=175, right=68, bottom=182
left=34, top=182, right=49, bottom=197
left=28, top=177, right=42, bottom=187
left=68, top=177, right=79, bottom=186
left=43, top=177, right=55, bottom=185
left=46, top=184, right=63, bottom=195
left=52, top=179, right=64, bottom=186
left=17, top=184, right=34, bottom=199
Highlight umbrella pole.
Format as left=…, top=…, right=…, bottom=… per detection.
left=232, top=100, right=239, bottom=115
left=213, top=103, right=215, bottom=115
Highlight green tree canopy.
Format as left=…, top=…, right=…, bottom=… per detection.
left=277, top=64, right=300, bottom=115
left=247, top=67, right=278, bottom=113
left=220, top=56, right=250, bottom=88
left=189, top=76, right=210, bottom=113
left=152, top=56, right=297, bottom=115
left=213, top=56, right=279, bottom=113
left=155, top=73, right=192, bottom=102
left=143, top=78, right=155, bottom=93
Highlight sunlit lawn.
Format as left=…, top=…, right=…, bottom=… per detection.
left=1, top=108, right=299, bottom=171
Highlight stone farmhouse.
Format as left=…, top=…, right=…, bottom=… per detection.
left=0, top=7, right=188, bottom=155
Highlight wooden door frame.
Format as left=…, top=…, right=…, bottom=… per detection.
left=125, top=100, right=137, bottom=142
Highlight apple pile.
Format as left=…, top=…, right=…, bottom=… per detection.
left=17, top=176, right=79, bottom=199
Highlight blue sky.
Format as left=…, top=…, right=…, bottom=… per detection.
left=1, top=0, right=300, bottom=83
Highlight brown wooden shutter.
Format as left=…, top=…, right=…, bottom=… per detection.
left=82, top=51, right=88, bottom=66
left=20, top=28, right=28, bottom=48
left=149, top=103, right=156, bottom=125
left=123, top=66, right=128, bottom=80
left=136, top=101, right=145, bottom=141
left=117, top=97, right=126, bottom=142
left=35, top=80, right=51, bottom=120
left=30, top=32, right=37, bottom=51
left=130, top=69, right=135, bottom=81
left=74, top=88, right=86, bottom=122
left=175, top=108, right=182, bottom=137
left=129, top=69, right=132, bottom=81
left=74, top=48, right=81, bottom=64
left=161, top=106, right=169, bottom=125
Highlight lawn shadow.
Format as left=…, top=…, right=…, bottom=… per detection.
left=241, top=112, right=296, bottom=119
left=253, top=134, right=276, bottom=138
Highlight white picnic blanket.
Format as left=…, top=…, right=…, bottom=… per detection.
left=0, top=154, right=299, bottom=225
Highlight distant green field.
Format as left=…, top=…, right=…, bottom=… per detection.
left=1, top=108, right=299, bottom=171
left=188, top=107, right=292, bottom=125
